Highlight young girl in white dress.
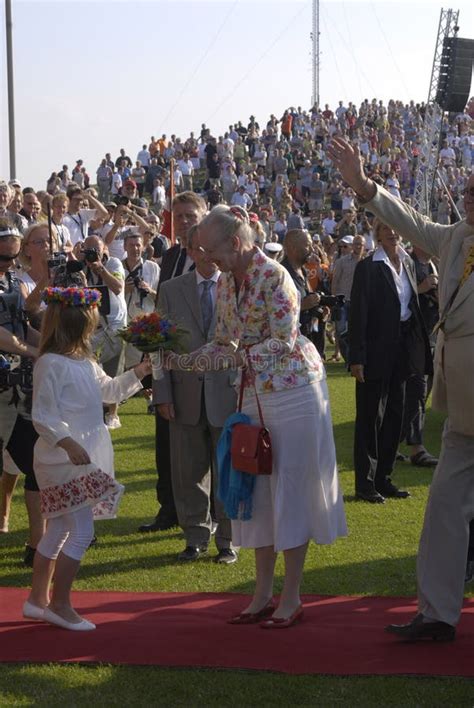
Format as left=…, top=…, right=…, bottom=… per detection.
left=23, top=286, right=151, bottom=631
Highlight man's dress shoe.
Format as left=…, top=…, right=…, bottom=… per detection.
left=377, top=480, right=410, bottom=499
left=385, top=613, right=455, bottom=642
left=138, top=517, right=178, bottom=533
left=214, top=548, right=238, bottom=565
left=355, top=490, right=385, bottom=504
left=178, top=545, right=208, bottom=562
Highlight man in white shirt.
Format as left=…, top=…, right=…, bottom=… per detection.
left=137, top=145, right=151, bottom=169
left=122, top=231, right=160, bottom=367
left=81, top=235, right=127, bottom=428
left=177, top=151, right=195, bottom=192
left=111, top=167, right=123, bottom=197
left=63, top=187, right=108, bottom=246
left=322, top=210, right=337, bottom=236
left=101, top=204, right=149, bottom=261
left=439, top=141, right=457, bottom=168
left=348, top=221, right=431, bottom=504
left=231, top=185, right=252, bottom=210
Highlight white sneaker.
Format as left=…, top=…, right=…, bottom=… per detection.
left=105, top=414, right=122, bottom=430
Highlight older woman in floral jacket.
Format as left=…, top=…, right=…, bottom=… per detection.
left=165, top=205, right=346, bottom=628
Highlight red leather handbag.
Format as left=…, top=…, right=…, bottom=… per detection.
left=231, top=361, right=272, bottom=475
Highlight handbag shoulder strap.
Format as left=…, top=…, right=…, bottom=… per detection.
left=237, top=350, right=266, bottom=427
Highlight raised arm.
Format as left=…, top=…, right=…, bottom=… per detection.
left=327, top=138, right=447, bottom=257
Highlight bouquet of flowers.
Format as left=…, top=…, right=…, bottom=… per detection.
left=119, top=312, right=187, bottom=379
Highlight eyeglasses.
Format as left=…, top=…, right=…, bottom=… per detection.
left=0, top=252, right=20, bottom=262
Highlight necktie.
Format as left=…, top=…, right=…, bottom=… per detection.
left=174, top=247, right=187, bottom=277
left=460, top=244, right=474, bottom=287
left=200, top=280, right=214, bottom=336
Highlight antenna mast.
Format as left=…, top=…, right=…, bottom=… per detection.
left=311, top=0, right=320, bottom=108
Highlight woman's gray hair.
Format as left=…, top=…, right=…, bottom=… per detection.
left=199, top=205, right=254, bottom=247
left=0, top=181, right=13, bottom=199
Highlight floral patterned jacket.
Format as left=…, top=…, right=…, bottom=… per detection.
left=200, top=248, right=325, bottom=394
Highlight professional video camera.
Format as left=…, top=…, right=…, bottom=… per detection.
left=318, top=293, right=346, bottom=322
left=49, top=256, right=86, bottom=288
left=0, top=356, right=33, bottom=394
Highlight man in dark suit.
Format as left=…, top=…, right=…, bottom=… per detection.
left=349, top=219, right=432, bottom=504
left=153, top=227, right=237, bottom=563
left=138, top=192, right=207, bottom=532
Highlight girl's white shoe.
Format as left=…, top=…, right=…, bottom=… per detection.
left=23, top=601, right=45, bottom=621
left=43, top=607, right=96, bottom=631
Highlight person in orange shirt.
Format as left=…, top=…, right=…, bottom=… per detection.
left=148, top=136, right=159, bottom=158
left=158, top=135, right=168, bottom=156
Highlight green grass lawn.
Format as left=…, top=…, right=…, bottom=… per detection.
left=1, top=362, right=473, bottom=706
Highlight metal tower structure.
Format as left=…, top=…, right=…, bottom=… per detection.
left=412, top=8, right=459, bottom=215
left=311, top=0, right=320, bottom=108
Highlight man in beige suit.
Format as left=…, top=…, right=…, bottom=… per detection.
left=329, top=137, right=474, bottom=642
left=153, top=227, right=238, bottom=563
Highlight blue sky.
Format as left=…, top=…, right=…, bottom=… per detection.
left=1, top=0, right=473, bottom=189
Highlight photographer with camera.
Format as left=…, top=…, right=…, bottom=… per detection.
left=281, top=229, right=324, bottom=340
left=79, top=236, right=127, bottom=429
left=63, top=187, right=109, bottom=246
left=0, top=221, right=44, bottom=566
left=17, top=223, right=61, bottom=327
left=330, top=235, right=366, bottom=362
left=122, top=231, right=160, bottom=367
left=102, top=204, right=149, bottom=261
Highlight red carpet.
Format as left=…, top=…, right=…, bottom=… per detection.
left=1, top=588, right=473, bottom=676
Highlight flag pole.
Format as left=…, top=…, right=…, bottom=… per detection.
left=169, top=157, right=175, bottom=245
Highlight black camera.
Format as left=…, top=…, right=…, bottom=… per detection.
left=132, top=275, right=148, bottom=304
left=83, top=248, right=100, bottom=264
left=47, top=251, right=68, bottom=271
left=319, top=294, right=345, bottom=308
left=0, top=356, right=33, bottom=394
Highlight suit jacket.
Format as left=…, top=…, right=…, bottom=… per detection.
left=158, top=244, right=181, bottom=286
left=364, top=185, right=474, bottom=435
left=348, top=252, right=432, bottom=381
left=152, top=271, right=237, bottom=427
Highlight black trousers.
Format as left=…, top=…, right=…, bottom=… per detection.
left=5, top=415, right=38, bottom=491
left=468, top=520, right=474, bottom=563
left=154, top=412, right=177, bottom=522
left=354, top=365, right=406, bottom=494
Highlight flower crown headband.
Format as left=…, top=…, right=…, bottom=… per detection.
left=42, top=287, right=102, bottom=308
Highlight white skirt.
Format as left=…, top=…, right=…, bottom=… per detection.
left=231, top=381, right=347, bottom=552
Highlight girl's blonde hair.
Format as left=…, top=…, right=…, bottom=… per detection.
left=39, top=304, right=99, bottom=358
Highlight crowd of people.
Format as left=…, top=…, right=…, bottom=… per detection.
left=0, top=95, right=473, bottom=635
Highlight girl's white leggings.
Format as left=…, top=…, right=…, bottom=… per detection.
left=37, top=506, right=94, bottom=561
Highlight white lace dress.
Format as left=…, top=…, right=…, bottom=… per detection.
left=32, top=353, right=142, bottom=519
